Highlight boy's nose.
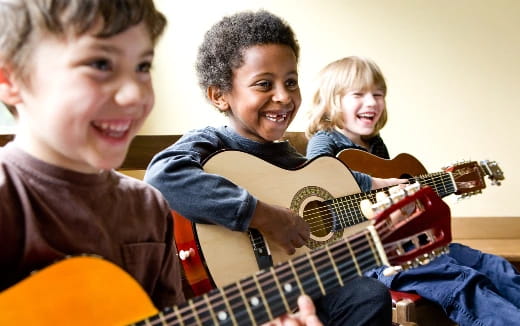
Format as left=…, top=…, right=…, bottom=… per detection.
left=114, top=78, right=149, bottom=107
left=272, top=87, right=292, bottom=104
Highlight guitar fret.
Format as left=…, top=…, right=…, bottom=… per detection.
left=345, top=240, right=362, bottom=275
left=218, top=287, right=238, bottom=326
left=288, top=259, right=305, bottom=293
left=257, top=268, right=288, bottom=320
left=236, top=282, right=255, bottom=324
left=326, top=248, right=344, bottom=287
left=312, top=247, right=344, bottom=293
left=329, top=237, right=367, bottom=284
left=252, top=273, right=273, bottom=322
left=172, top=306, right=184, bottom=326
left=273, top=263, right=301, bottom=312
left=203, top=294, right=219, bottom=325
left=223, top=282, right=253, bottom=325
left=290, top=252, right=322, bottom=297
left=306, top=252, right=326, bottom=295
left=364, top=232, right=381, bottom=267
left=188, top=300, right=204, bottom=325
left=350, top=232, right=379, bottom=274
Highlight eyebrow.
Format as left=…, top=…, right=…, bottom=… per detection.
left=91, top=43, right=155, bottom=57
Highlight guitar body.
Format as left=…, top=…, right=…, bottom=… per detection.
left=176, top=150, right=501, bottom=295
left=337, top=148, right=428, bottom=178
left=0, top=256, right=157, bottom=325
left=177, top=151, right=370, bottom=290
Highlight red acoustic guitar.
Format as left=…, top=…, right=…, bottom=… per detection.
left=0, top=187, right=450, bottom=325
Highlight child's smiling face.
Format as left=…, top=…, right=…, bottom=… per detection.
left=218, top=44, right=301, bottom=143
left=340, top=88, right=386, bottom=141
left=8, top=22, right=155, bottom=173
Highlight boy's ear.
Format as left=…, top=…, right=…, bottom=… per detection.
left=207, top=86, right=230, bottom=112
left=0, top=68, right=22, bottom=106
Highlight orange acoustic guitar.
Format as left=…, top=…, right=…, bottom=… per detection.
left=172, top=150, right=502, bottom=296
left=0, top=187, right=450, bottom=325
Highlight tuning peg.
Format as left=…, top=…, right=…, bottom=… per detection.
left=389, top=185, right=405, bottom=202
left=404, top=182, right=420, bottom=194
left=360, top=199, right=376, bottom=219
left=376, top=191, right=389, bottom=203
left=373, top=191, right=391, bottom=214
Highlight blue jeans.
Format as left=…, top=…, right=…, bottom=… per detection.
left=366, top=243, right=520, bottom=326
left=314, top=276, right=392, bottom=326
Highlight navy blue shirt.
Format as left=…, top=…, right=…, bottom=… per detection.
left=145, top=126, right=307, bottom=231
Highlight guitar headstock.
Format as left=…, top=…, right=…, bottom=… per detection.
left=443, top=160, right=504, bottom=197
left=365, top=185, right=452, bottom=273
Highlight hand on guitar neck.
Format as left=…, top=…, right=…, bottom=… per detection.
left=250, top=200, right=311, bottom=255
left=371, top=176, right=408, bottom=190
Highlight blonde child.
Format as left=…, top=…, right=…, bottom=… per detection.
left=305, top=56, right=520, bottom=326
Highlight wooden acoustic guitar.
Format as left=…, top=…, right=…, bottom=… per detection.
left=337, top=148, right=504, bottom=187
left=173, top=150, right=501, bottom=295
left=0, top=187, right=451, bottom=325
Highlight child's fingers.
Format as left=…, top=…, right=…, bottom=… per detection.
left=297, top=295, right=323, bottom=326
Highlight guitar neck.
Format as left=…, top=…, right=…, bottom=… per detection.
left=410, top=172, right=455, bottom=198
left=327, top=172, right=455, bottom=230
left=134, top=229, right=383, bottom=326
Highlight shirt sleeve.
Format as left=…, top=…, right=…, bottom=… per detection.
left=306, top=132, right=338, bottom=159
left=144, top=130, right=256, bottom=232
left=306, top=132, right=372, bottom=192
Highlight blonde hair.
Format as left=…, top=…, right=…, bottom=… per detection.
left=305, top=56, right=388, bottom=139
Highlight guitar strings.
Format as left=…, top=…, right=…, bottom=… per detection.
left=270, top=172, right=453, bottom=241
left=144, top=223, right=402, bottom=325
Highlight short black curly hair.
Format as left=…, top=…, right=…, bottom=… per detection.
left=195, top=10, right=300, bottom=95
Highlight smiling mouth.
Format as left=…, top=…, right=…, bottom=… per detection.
left=357, top=112, right=375, bottom=121
left=92, top=120, right=131, bottom=139
left=264, top=113, right=289, bottom=122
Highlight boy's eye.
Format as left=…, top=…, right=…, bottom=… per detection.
left=137, top=61, right=152, bottom=73
left=286, top=78, right=299, bottom=90
left=89, top=59, right=112, bottom=71
left=255, top=80, right=272, bottom=90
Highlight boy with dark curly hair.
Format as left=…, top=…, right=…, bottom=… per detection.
left=145, top=10, right=392, bottom=326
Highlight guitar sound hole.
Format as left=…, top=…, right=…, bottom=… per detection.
left=303, top=200, right=334, bottom=238
left=400, top=173, right=413, bottom=179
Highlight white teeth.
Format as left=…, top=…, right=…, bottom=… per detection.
left=92, top=121, right=131, bottom=138
left=358, top=113, right=375, bottom=119
left=93, top=121, right=130, bottom=132
left=265, top=113, right=288, bottom=122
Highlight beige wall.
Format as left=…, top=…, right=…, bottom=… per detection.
left=146, top=0, right=520, bottom=218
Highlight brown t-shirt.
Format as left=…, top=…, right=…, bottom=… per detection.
left=0, top=143, right=185, bottom=309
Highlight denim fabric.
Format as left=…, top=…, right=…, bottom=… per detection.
left=314, top=277, right=392, bottom=326
left=366, top=243, right=520, bottom=326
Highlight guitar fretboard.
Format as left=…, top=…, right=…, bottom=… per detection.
left=133, top=229, right=381, bottom=326
left=325, top=171, right=454, bottom=230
